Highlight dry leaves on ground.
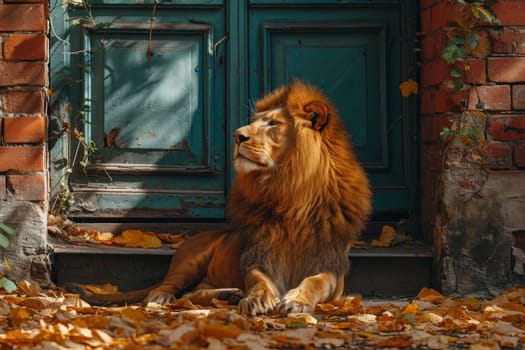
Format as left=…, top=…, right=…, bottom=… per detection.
left=1, top=282, right=525, bottom=349
left=47, top=215, right=186, bottom=249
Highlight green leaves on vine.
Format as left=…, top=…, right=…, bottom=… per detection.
left=441, top=1, right=495, bottom=92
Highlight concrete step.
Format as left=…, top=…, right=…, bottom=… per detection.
left=49, top=222, right=433, bottom=298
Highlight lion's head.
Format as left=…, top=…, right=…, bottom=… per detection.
left=229, top=80, right=372, bottom=243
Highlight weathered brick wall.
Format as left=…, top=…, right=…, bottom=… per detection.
left=0, top=2, right=48, bottom=201
left=420, top=0, right=525, bottom=294
left=0, top=0, right=51, bottom=284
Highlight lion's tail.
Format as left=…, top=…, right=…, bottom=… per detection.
left=65, top=282, right=161, bottom=306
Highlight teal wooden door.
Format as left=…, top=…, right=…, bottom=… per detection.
left=246, top=1, right=417, bottom=219
left=50, top=1, right=417, bottom=223
left=50, top=1, right=228, bottom=219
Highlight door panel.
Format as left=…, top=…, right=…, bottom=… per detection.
left=249, top=2, right=412, bottom=214
left=50, top=3, right=227, bottom=219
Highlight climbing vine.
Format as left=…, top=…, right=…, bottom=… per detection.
left=49, top=0, right=158, bottom=216
left=401, top=0, right=497, bottom=168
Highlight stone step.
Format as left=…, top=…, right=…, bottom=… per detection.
left=50, top=236, right=432, bottom=298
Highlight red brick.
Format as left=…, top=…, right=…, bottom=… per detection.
left=0, top=146, right=45, bottom=172
left=493, top=0, right=525, bottom=26
left=0, top=62, right=47, bottom=86
left=468, top=85, right=511, bottom=111
left=488, top=115, right=525, bottom=141
left=436, top=86, right=465, bottom=113
left=421, top=171, right=438, bottom=201
left=4, top=34, right=48, bottom=61
left=487, top=142, right=513, bottom=169
left=421, top=31, right=446, bottom=61
left=505, top=116, right=525, bottom=140
left=488, top=57, right=525, bottom=83
left=518, top=29, right=525, bottom=55
left=421, top=86, right=465, bottom=114
left=420, top=89, right=432, bottom=115
left=488, top=115, right=506, bottom=140
left=422, top=144, right=445, bottom=171
left=4, top=117, right=46, bottom=144
left=2, top=90, right=45, bottom=114
left=430, top=1, right=457, bottom=31
left=489, top=29, right=515, bottom=53
left=421, top=198, right=437, bottom=228
left=7, top=174, right=46, bottom=201
left=0, top=175, right=5, bottom=200
left=464, top=59, right=486, bottom=84
left=420, top=0, right=440, bottom=10
left=514, top=141, right=525, bottom=168
left=0, top=5, right=46, bottom=32
left=421, top=114, right=452, bottom=143
left=421, top=59, right=449, bottom=87
left=514, top=142, right=525, bottom=167
left=514, top=85, right=525, bottom=110
left=421, top=8, right=432, bottom=34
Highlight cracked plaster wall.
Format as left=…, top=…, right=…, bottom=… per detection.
left=437, top=170, right=525, bottom=295
left=0, top=200, right=51, bottom=286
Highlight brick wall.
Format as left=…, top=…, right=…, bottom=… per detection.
left=420, top=0, right=525, bottom=240
left=0, top=0, right=51, bottom=286
left=421, top=0, right=525, bottom=293
left=0, top=1, right=48, bottom=204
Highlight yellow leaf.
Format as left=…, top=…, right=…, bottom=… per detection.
left=158, top=233, right=185, bottom=244
left=417, top=287, right=446, bottom=304
left=9, top=307, right=31, bottom=327
left=113, top=229, right=162, bottom=248
left=471, top=5, right=495, bottom=24
left=399, top=78, right=418, bottom=97
left=95, top=232, right=113, bottom=242
left=3, top=257, right=11, bottom=272
left=121, top=307, right=147, bottom=324
left=370, top=335, right=412, bottom=348
left=371, top=225, right=396, bottom=247
left=201, top=323, right=244, bottom=339
left=401, top=301, right=418, bottom=314
left=80, top=283, right=118, bottom=295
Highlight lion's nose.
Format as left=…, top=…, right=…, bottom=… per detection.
left=234, top=131, right=250, bottom=144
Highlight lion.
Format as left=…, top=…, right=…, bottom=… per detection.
left=72, top=80, right=372, bottom=315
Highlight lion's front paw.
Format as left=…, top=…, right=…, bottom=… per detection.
left=144, top=290, right=176, bottom=306
left=275, top=296, right=314, bottom=315
left=238, top=290, right=278, bottom=316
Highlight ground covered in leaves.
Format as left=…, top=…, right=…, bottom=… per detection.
left=1, top=282, right=525, bottom=349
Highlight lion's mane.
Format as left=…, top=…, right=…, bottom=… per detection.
left=228, top=81, right=372, bottom=292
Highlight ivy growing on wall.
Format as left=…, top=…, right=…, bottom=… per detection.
left=401, top=0, right=497, bottom=169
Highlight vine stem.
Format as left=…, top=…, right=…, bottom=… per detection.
left=465, top=56, right=483, bottom=108
left=146, top=0, right=159, bottom=59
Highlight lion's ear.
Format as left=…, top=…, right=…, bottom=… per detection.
left=304, top=101, right=329, bottom=131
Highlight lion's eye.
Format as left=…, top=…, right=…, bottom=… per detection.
left=268, top=120, right=279, bottom=126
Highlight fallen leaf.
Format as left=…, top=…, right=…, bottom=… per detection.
left=105, top=127, right=120, bottom=148
left=158, top=233, right=185, bottom=244
left=201, top=323, right=244, bottom=339
left=371, top=225, right=396, bottom=247
left=418, top=287, right=446, bottom=304
left=113, top=230, right=162, bottom=248
left=278, top=313, right=318, bottom=328
left=121, top=307, right=147, bottom=324
left=400, top=78, right=419, bottom=97
left=80, top=283, right=118, bottom=295
left=9, top=307, right=31, bottom=327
